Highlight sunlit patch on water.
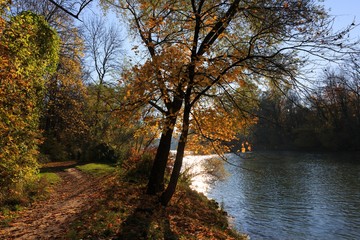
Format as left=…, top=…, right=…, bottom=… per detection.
left=181, top=154, right=219, bottom=194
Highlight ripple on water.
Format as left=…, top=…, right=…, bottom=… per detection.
left=188, top=152, right=360, bottom=240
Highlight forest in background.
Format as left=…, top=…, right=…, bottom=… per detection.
left=1, top=0, right=360, bottom=208
left=248, top=65, right=360, bottom=151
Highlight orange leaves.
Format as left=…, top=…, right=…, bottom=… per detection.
left=124, top=89, right=132, bottom=100
left=203, top=14, right=218, bottom=27
left=134, top=0, right=177, bottom=34
left=148, top=16, right=165, bottom=29
left=209, top=107, right=240, bottom=135
left=185, top=107, right=237, bottom=154
left=124, top=43, right=190, bottom=106
left=239, top=79, right=246, bottom=87
left=139, top=1, right=150, bottom=11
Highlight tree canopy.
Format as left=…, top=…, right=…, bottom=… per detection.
left=1, top=0, right=359, bottom=208
left=102, top=0, right=359, bottom=205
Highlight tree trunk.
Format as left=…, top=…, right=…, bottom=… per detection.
left=160, top=105, right=190, bottom=206
left=146, top=115, right=177, bottom=194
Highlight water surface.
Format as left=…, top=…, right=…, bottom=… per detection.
left=187, top=152, right=360, bottom=239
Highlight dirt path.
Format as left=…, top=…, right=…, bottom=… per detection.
left=0, top=165, right=105, bottom=239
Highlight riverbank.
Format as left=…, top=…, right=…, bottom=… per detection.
left=0, top=161, right=248, bottom=239
left=66, top=170, right=248, bottom=239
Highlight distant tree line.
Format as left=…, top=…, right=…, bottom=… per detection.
left=250, top=60, right=360, bottom=151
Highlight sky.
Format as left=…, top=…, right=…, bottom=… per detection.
left=324, top=0, right=360, bottom=38
left=81, top=1, right=360, bottom=50
left=80, top=0, right=360, bottom=78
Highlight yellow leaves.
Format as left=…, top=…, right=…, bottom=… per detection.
left=0, top=0, right=10, bottom=7
left=124, top=89, right=132, bottom=100
left=2, top=11, right=60, bottom=76
left=185, top=107, right=239, bottom=154
left=203, top=14, right=218, bottom=26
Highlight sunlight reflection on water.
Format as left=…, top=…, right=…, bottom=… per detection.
left=183, top=152, right=360, bottom=240
left=182, top=154, right=216, bottom=194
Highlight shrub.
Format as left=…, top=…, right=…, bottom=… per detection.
left=122, top=148, right=156, bottom=182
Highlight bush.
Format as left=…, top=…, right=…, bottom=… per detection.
left=122, top=148, right=156, bottom=182
left=0, top=11, right=59, bottom=202
left=0, top=174, right=50, bottom=209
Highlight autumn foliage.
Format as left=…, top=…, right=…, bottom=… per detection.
left=102, top=0, right=357, bottom=205
left=0, top=9, right=59, bottom=203
left=1, top=0, right=359, bottom=214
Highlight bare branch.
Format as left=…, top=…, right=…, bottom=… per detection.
left=47, top=0, right=94, bottom=20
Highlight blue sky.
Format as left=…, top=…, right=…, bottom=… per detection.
left=325, top=0, right=360, bottom=20
left=324, top=0, right=360, bottom=37
left=81, top=0, right=360, bottom=71
left=83, top=1, right=360, bottom=45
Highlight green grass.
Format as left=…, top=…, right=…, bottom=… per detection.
left=76, top=163, right=115, bottom=176
left=39, top=172, right=62, bottom=185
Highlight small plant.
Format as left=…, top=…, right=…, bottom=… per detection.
left=0, top=207, right=19, bottom=227
left=39, top=172, right=62, bottom=185
left=0, top=173, right=56, bottom=221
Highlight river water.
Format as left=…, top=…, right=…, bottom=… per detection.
left=184, top=152, right=360, bottom=240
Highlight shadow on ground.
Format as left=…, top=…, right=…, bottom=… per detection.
left=116, top=194, right=178, bottom=240
left=64, top=178, right=180, bottom=240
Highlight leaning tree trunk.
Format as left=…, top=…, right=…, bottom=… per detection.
left=147, top=115, right=177, bottom=194
left=147, top=98, right=183, bottom=194
left=160, top=104, right=190, bottom=206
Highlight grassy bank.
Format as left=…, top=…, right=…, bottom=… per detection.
left=67, top=164, right=247, bottom=239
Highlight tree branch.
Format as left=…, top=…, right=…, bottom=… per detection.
left=47, top=0, right=94, bottom=20
left=197, top=0, right=241, bottom=56
left=149, top=100, right=167, bottom=114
